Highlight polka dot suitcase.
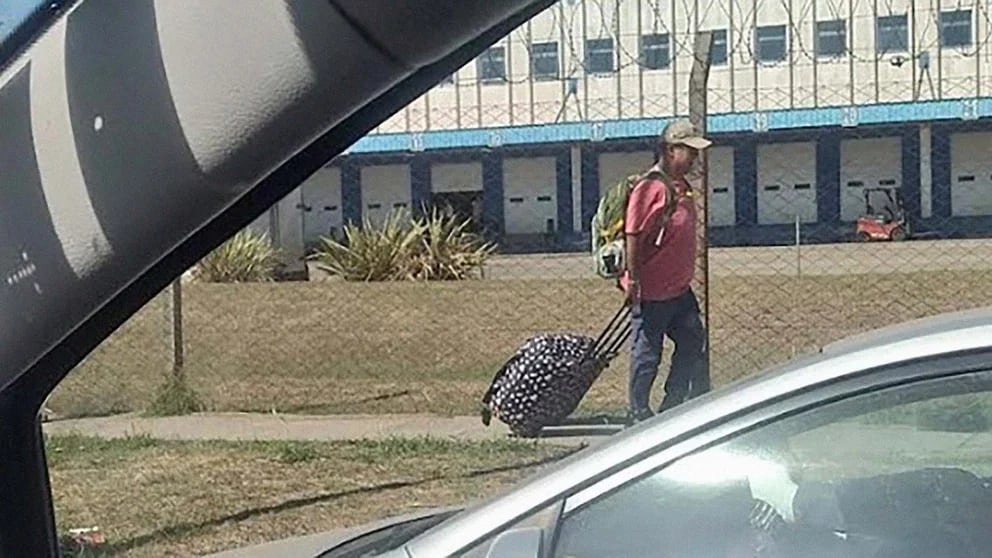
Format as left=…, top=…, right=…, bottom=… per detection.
left=481, top=304, right=631, bottom=437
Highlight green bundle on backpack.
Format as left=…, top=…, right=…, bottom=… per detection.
left=591, top=168, right=674, bottom=279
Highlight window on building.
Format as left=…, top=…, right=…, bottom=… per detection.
left=640, top=33, right=671, bottom=70
left=816, top=19, right=846, bottom=57
left=585, top=37, right=615, bottom=73
left=530, top=41, right=559, bottom=80
left=477, top=46, right=506, bottom=82
left=711, top=29, right=728, bottom=65
left=876, top=14, right=908, bottom=53
left=756, top=25, right=787, bottom=62
left=940, top=9, right=972, bottom=48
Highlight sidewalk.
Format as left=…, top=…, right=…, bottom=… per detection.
left=42, top=412, right=611, bottom=445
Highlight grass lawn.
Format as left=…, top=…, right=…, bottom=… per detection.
left=48, top=434, right=574, bottom=557
left=49, top=269, right=992, bottom=419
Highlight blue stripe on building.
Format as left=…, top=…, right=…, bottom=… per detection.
left=343, top=98, right=992, bottom=154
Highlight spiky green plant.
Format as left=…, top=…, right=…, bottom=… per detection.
left=312, top=207, right=495, bottom=282
left=312, top=209, right=425, bottom=282
left=410, top=206, right=496, bottom=281
left=193, top=228, right=282, bottom=283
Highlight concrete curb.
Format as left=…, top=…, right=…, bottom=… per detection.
left=42, top=412, right=607, bottom=446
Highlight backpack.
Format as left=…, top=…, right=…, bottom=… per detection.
left=591, top=168, right=677, bottom=279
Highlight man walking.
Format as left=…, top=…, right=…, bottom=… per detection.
left=621, top=118, right=711, bottom=422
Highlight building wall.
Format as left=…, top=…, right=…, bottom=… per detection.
left=263, top=119, right=992, bottom=260
left=373, top=0, right=992, bottom=135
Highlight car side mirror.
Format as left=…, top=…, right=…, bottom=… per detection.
left=484, top=527, right=543, bottom=558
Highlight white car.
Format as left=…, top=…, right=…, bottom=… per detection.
left=310, top=307, right=992, bottom=557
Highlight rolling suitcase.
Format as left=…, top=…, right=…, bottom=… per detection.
left=480, top=304, right=632, bottom=437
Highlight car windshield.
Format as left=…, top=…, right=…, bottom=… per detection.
left=6, top=0, right=992, bottom=557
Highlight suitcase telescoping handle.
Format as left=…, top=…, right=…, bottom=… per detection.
left=585, top=303, right=633, bottom=362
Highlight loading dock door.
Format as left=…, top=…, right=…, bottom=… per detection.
left=951, top=132, right=992, bottom=216
left=707, top=146, right=735, bottom=227
left=757, top=142, right=817, bottom=224
left=432, top=162, right=484, bottom=233
left=504, top=157, right=557, bottom=235
left=840, top=137, right=902, bottom=222
left=361, top=164, right=412, bottom=227
left=301, top=166, right=343, bottom=244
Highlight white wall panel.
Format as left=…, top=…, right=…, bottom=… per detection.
left=951, top=132, right=992, bottom=216
left=361, top=165, right=411, bottom=227
left=504, top=157, right=558, bottom=234
left=757, top=142, right=818, bottom=224
left=301, top=166, right=342, bottom=243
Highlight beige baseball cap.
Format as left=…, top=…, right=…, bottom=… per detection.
left=662, top=118, right=712, bottom=150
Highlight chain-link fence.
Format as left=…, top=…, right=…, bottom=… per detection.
left=49, top=0, right=992, bottom=423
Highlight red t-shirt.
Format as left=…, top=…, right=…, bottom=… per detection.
left=620, top=173, right=697, bottom=302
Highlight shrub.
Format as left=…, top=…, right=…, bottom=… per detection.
left=410, top=206, right=496, bottom=281
left=146, top=376, right=205, bottom=417
left=312, top=207, right=495, bottom=282
left=312, top=210, right=424, bottom=281
left=193, top=228, right=281, bottom=283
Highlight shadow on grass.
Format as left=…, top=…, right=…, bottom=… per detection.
left=103, top=447, right=582, bottom=555
left=280, top=389, right=414, bottom=414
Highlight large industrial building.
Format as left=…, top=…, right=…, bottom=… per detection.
left=255, top=0, right=992, bottom=262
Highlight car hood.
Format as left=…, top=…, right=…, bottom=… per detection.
left=204, top=506, right=463, bottom=558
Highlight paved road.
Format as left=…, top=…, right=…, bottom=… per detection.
left=481, top=238, right=992, bottom=280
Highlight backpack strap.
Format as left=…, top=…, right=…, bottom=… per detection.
left=638, top=168, right=681, bottom=246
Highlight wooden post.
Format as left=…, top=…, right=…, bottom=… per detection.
left=164, top=278, right=184, bottom=376
left=689, top=30, right=713, bottom=353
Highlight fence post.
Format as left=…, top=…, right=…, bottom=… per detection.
left=795, top=213, right=802, bottom=279
left=689, top=30, right=713, bottom=353
left=164, top=278, right=184, bottom=376
left=793, top=214, right=801, bottom=357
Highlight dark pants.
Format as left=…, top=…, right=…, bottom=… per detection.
left=628, top=288, right=710, bottom=416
